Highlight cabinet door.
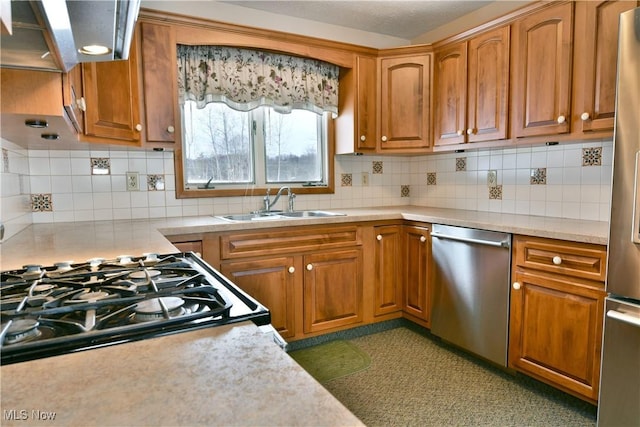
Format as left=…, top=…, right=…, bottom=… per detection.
left=82, top=37, right=141, bottom=143
left=467, top=26, right=510, bottom=143
left=578, top=1, right=638, bottom=133
left=62, top=65, right=85, bottom=134
left=303, top=249, right=363, bottom=333
left=434, top=43, right=467, bottom=146
left=379, top=54, right=431, bottom=150
left=221, top=257, right=297, bottom=339
left=403, top=226, right=430, bottom=323
left=509, top=268, right=605, bottom=402
left=512, top=2, right=573, bottom=138
left=140, top=22, right=178, bottom=144
left=373, top=225, right=402, bottom=316
left=356, top=55, right=377, bottom=151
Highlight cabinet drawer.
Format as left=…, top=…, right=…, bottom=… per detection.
left=513, top=236, right=607, bottom=282
left=220, top=225, right=361, bottom=259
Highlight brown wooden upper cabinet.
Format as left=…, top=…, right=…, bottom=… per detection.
left=573, top=0, right=638, bottom=134
left=140, top=22, right=179, bottom=145
left=378, top=53, right=432, bottom=151
left=81, top=33, right=142, bottom=144
left=512, top=1, right=574, bottom=138
left=434, top=26, right=510, bottom=147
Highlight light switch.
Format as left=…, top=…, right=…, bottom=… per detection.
left=487, top=170, right=498, bottom=188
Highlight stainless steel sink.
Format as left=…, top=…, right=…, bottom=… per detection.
left=217, top=210, right=345, bottom=221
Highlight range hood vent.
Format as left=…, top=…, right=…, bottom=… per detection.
left=0, top=0, right=140, bottom=72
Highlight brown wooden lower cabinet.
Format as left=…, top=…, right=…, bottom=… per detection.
left=509, top=267, right=605, bottom=403
left=303, top=249, right=363, bottom=333
left=220, top=256, right=297, bottom=339
left=373, top=225, right=403, bottom=316
left=403, top=225, right=431, bottom=325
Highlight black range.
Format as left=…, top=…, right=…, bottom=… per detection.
left=0, top=252, right=271, bottom=365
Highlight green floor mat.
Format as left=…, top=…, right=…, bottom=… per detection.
left=289, top=340, right=371, bottom=382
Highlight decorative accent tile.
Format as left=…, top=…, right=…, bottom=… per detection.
left=427, top=172, right=437, bottom=185
left=147, top=174, right=165, bottom=191
left=530, top=168, right=547, bottom=185
left=489, top=185, right=502, bottom=200
left=456, top=157, right=467, bottom=172
left=341, top=173, right=352, bottom=187
left=401, top=185, right=410, bottom=197
left=91, top=157, right=111, bottom=175
left=582, top=147, right=602, bottom=166
left=2, top=148, right=9, bottom=173
left=372, top=161, right=383, bottom=174
left=31, top=193, right=53, bottom=212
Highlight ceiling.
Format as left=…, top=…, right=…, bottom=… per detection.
left=220, top=1, right=495, bottom=40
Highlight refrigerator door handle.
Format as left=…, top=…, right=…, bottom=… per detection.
left=632, top=150, right=640, bottom=244
left=606, top=309, right=640, bottom=328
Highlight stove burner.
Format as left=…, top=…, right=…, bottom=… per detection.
left=129, top=270, right=162, bottom=280
left=4, top=319, right=41, bottom=344
left=134, top=297, right=185, bottom=322
left=75, top=291, right=111, bottom=301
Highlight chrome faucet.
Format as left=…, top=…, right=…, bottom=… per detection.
left=263, top=186, right=295, bottom=212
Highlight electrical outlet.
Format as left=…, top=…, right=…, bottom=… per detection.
left=487, top=170, right=498, bottom=188
left=361, top=172, right=369, bottom=186
left=126, top=172, right=139, bottom=191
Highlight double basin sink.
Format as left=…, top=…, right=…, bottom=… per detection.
left=217, top=210, right=346, bottom=222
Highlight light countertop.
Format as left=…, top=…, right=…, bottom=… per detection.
left=1, top=322, right=364, bottom=427
left=0, top=206, right=608, bottom=271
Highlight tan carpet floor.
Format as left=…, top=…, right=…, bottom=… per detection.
left=319, top=326, right=597, bottom=427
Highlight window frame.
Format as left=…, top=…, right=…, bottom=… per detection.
left=174, top=114, right=335, bottom=199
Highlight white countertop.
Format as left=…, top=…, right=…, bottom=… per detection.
left=0, top=206, right=608, bottom=271
left=1, top=322, right=364, bottom=427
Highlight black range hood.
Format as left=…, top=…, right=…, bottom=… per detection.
left=0, top=0, right=140, bottom=72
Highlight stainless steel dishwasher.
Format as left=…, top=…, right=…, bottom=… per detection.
left=430, top=224, right=512, bottom=367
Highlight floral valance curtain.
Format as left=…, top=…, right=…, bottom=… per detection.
left=177, top=45, right=339, bottom=116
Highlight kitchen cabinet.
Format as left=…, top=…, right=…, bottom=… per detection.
left=140, top=22, right=179, bottom=145
left=221, top=256, right=297, bottom=338
left=512, top=1, right=574, bottom=138
left=572, top=0, right=638, bottom=135
left=81, top=32, right=142, bottom=144
left=378, top=52, right=432, bottom=152
left=373, top=225, right=403, bottom=316
left=434, top=26, right=510, bottom=147
left=509, top=235, right=607, bottom=403
left=216, top=225, right=363, bottom=340
left=403, top=225, right=431, bottom=326
left=171, top=239, right=203, bottom=256
left=62, top=65, right=85, bottom=134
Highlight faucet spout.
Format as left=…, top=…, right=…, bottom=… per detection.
left=264, top=186, right=293, bottom=212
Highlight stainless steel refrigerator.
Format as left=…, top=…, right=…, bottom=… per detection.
left=597, top=7, right=640, bottom=427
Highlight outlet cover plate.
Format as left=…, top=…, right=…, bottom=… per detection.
left=487, top=170, right=498, bottom=187
left=361, top=172, right=369, bottom=186
left=126, top=172, right=139, bottom=191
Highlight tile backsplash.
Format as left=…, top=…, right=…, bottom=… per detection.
left=0, top=138, right=613, bottom=238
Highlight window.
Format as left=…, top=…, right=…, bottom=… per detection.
left=182, top=101, right=329, bottom=190
left=175, top=45, right=338, bottom=197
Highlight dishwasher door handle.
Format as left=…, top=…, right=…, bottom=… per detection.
left=430, top=232, right=510, bottom=248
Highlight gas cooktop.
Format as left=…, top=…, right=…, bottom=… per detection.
left=0, top=252, right=270, bottom=365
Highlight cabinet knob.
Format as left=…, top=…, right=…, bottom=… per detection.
left=288, top=266, right=295, bottom=274
left=552, top=256, right=562, bottom=265
left=580, top=112, right=590, bottom=121
left=76, top=97, right=87, bottom=112
left=513, top=282, right=521, bottom=290
left=376, top=234, right=383, bottom=241
left=135, top=124, right=142, bottom=132
left=306, top=264, right=313, bottom=271
left=167, top=125, right=175, bottom=133
left=360, top=135, right=366, bottom=142
left=381, top=135, right=388, bottom=142
left=466, top=128, right=473, bottom=135
left=420, top=235, right=427, bottom=243
left=557, top=115, right=566, bottom=124
left=456, top=130, right=463, bottom=136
